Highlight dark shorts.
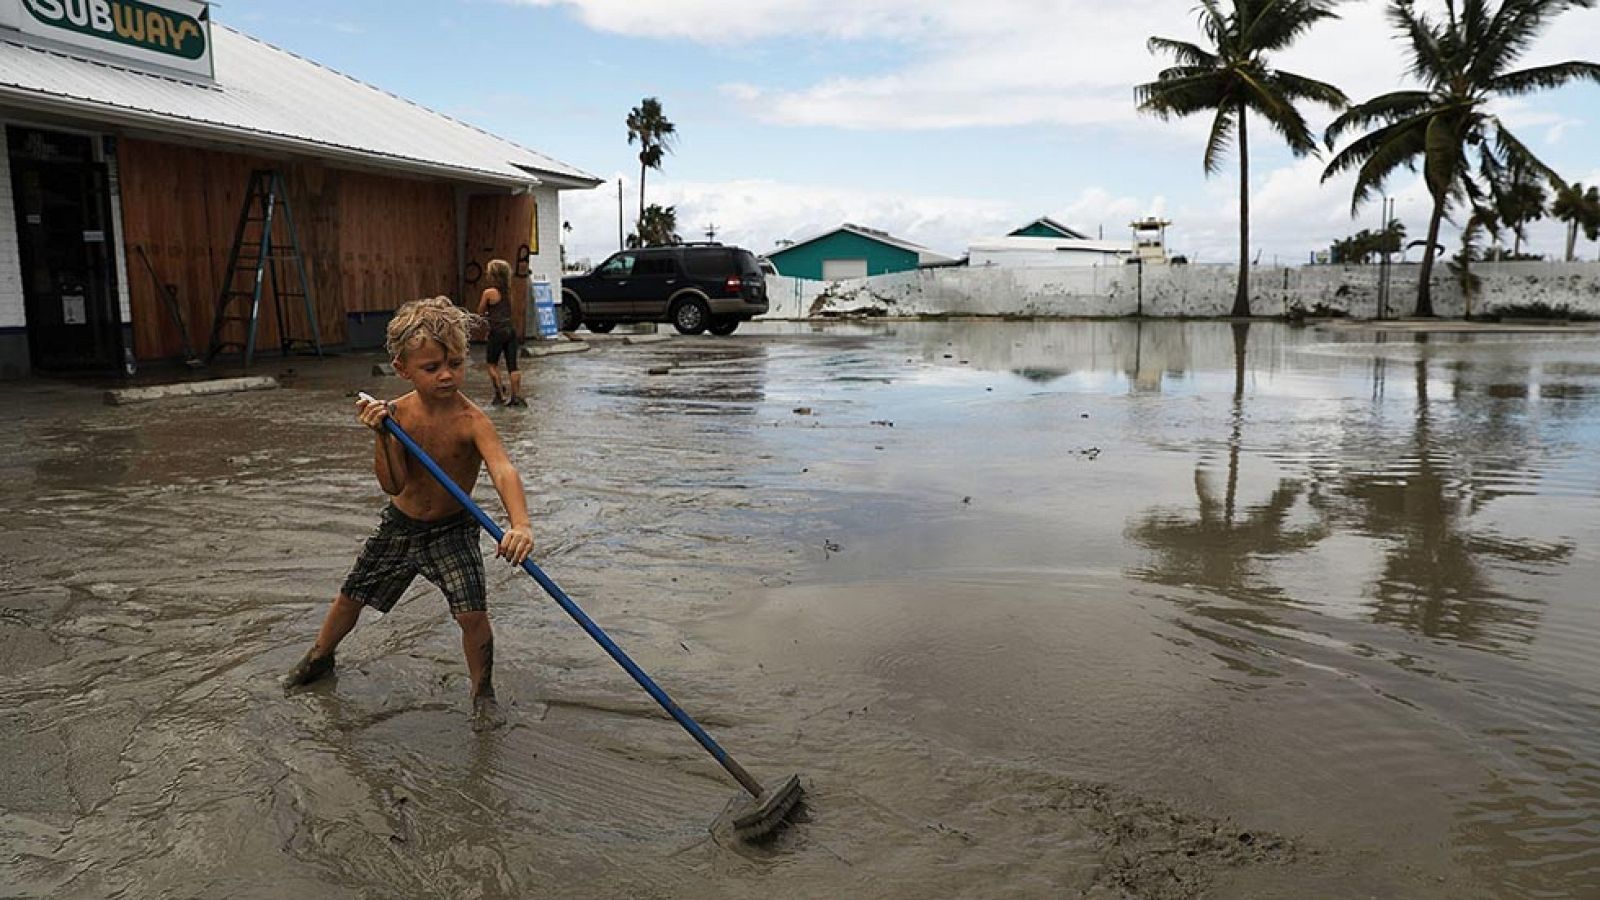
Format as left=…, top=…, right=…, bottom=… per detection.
left=486, top=326, right=519, bottom=371
left=341, top=505, right=486, bottom=615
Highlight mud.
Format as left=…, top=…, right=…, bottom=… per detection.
left=3, top=321, right=1599, bottom=898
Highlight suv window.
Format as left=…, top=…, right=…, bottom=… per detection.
left=634, top=255, right=678, bottom=277
left=732, top=249, right=762, bottom=276
left=597, top=254, right=634, bottom=278
left=682, top=248, right=736, bottom=278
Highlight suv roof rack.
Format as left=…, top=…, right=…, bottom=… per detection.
left=678, top=241, right=725, bottom=247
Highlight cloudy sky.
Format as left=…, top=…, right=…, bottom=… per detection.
left=226, top=0, right=1600, bottom=266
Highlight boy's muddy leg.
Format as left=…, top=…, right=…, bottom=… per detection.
left=457, top=611, right=505, bottom=731
left=284, top=593, right=363, bottom=688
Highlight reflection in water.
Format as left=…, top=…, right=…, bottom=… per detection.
left=1117, top=323, right=1596, bottom=894
left=1129, top=326, right=1578, bottom=650
left=1128, top=324, right=1330, bottom=613
left=1335, top=352, right=1571, bottom=650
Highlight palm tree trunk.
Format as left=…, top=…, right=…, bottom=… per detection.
left=1415, top=197, right=1444, bottom=318
left=1567, top=221, right=1578, bottom=262
left=1233, top=109, right=1251, bottom=317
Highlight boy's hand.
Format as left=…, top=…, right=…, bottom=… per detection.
left=356, top=396, right=392, bottom=433
left=498, top=525, right=534, bottom=566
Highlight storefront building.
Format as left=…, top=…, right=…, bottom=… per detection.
left=0, top=0, right=600, bottom=377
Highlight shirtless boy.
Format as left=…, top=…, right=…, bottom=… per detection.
left=283, top=296, right=535, bottom=731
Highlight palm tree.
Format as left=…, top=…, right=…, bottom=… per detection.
left=627, top=204, right=680, bottom=248
left=1553, top=181, right=1600, bottom=261
left=1450, top=202, right=1500, bottom=314
left=626, top=97, right=677, bottom=225
left=1137, top=0, right=1347, bottom=317
left=1496, top=165, right=1548, bottom=256
left=1323, top=0, right=1600, bottom=316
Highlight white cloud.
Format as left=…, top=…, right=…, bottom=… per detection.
left=531, top=0, right=1600, bottom=266
left=558, top=167, right=1338, bottom=268
left=519, top=0, right=1598, bottom=136
left=557, top=159, right=1599, bottom=271
left=560, top=175, right=1022, bottom=263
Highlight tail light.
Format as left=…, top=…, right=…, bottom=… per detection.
left=725, top=275, right=742, bottom=296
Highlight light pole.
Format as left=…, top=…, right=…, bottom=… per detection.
left=617, top=178, right=624, bottom=251
left=1377, top=195, right=1395, bottom=320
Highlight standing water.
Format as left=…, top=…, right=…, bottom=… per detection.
left=1, top=321, right=1596, bottom=898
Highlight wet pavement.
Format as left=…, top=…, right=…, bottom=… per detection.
left=2, top=320, right=1599, bottom=898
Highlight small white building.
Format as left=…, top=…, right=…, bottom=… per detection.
left=968, top=236, right=1131, bottom=268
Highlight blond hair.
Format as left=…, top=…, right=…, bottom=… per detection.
left=386, top=296, right=477, bottom=358
left=485, top=259, right=512, bottom=300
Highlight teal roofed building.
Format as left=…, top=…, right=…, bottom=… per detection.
left=767, top=223, right=957, bottom=281
left=1008, top=216, right=1089, bottom=239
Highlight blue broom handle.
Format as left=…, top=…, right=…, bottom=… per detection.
left=357, top=395, right=763, bottom=797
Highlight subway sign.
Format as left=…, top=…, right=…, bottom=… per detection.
left=3, top=0, right=214, bottom=79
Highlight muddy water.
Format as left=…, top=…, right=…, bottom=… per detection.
left=2, top=321, right=1598, bottom=898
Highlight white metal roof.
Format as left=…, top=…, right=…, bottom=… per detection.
left=774, top=223, right=958, bottom=266
left=0, top=24, right=600, bottom=189
left=970, top=237, right=1130, bottom=254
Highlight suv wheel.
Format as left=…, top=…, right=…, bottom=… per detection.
left=671, top=298, right=710, bottom=335
left=559, top=298, right=581, bottom=332
left=587, top=322, right=616, bottom=334
left=707, top=318, right=740, bottom=336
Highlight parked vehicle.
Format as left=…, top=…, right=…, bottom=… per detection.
left=560, top=243, right=769, bottom=335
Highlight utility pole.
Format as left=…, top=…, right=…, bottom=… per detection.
left=705, top=223, right=718, bottom=242
left=617, top=178, right=624, bottom=251
left=1377, top=195, right=1394, bottom=320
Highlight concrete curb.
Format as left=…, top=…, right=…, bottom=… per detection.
left=621, top=334, right=673, bottom=345
left=523, top=342, right=591, bottom=358
left=105, top=376, right=280, bottom=405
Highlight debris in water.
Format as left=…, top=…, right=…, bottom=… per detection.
left=794, top=407, right=813, bottom=415
left=648, top=366, right=670, bottom=376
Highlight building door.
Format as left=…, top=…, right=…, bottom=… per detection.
left=822, top=258, right=868, bottom=281
left=7, top=127, right=122, bottom=372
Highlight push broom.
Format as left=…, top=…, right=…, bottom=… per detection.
left=357, top=394, right=804, bottom=841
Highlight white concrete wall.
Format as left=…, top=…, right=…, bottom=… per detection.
left=529, top=185, right=564, bottom=290
left=761, top=261, right=1600, bottom=320
left=0, top=125, right=24, bottom=329
left=525, top=184, right=569, bottom=335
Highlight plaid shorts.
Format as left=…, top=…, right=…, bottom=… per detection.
left=341, top=505, right=487, bottom=615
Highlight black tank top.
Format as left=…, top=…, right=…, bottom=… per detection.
left=485, top=288, right=513, bottom=331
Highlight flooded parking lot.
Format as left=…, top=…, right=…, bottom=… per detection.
left=3, top=320, right=1599, bottom=898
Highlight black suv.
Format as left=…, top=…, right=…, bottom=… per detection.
left=560, top=243, right=769, bottom=336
